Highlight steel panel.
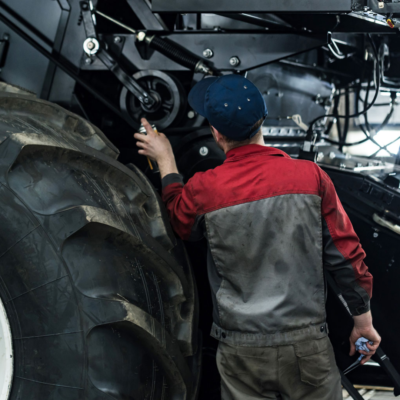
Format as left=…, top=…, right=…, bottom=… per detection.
left=152, top=0, right=352, bottom=13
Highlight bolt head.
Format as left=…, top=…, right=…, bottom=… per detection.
left=143, top=97, right=150, bottom=104
left=364, top=6, right=370, bottom=11
left=85, top=57, right=92, bottom=65
left=203, top=48, right=213, bottom=58
left=87, top=41, right=95, bottom=50
left=199, top=146, right=209, bottom=156
left=373, top=232, right=379, bottom=238
left=187, top=111, right=195, bottom=119
left=114, top=36, right=121, bottom=43
left=137, top=32, right=146, bottom=41
left=229, top=56, right=240, bottom=67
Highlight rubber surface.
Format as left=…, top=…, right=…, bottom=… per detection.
left=0, top=85, right=199, bottom=399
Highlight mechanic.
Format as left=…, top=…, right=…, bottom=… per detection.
left=134, top=74, right=381, bottom=400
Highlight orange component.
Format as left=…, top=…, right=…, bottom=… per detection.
left=387, top=19, right=395, bottom=28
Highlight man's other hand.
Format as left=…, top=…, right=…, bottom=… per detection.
left=134, top=118, right=179, bottom=178
left=350, top=311, right=381, bottom=365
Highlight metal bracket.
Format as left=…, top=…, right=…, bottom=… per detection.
left=79, top=1, right=156, bottom=107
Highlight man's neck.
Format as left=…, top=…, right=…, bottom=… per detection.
left=224, top=137, right=265, bottom=154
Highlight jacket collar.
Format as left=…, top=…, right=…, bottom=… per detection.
left=225, top=144, right=291, bottom=162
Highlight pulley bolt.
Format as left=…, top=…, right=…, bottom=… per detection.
left=229, top=56, right=240, bottom=67
left=86, top=41, right=95, bottom=50
left=114, top=36, right=122, bottom=43
left=203, top=48, right=214, bottom=58
left=199, top=146, right=209, bottom=156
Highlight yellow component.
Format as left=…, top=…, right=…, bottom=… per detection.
left=387, top=18, right=395, bottom=28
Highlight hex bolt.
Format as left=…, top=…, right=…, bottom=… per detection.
left=203, top=48, right=214, bottom=58
left=199, top=146, right=209, bottom=156
left=137, top=32, right=146, bottom=42
left=187, top=110, right=195, bottom=119
left=114, top=36, right=122, bottom=44
left=229, top=56, right=240, bottom=67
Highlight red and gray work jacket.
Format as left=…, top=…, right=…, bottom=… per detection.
left=162, top=144, right=373, bottom=346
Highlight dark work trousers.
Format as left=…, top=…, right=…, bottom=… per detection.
left=216, top=336, right=343, bottom=400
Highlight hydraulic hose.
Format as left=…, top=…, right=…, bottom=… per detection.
left=95, top=9, right=218, bottom=75
left=307, top=34, right=380, bottom=136
left=149, top=36, right=199, bottom=70
left=145, top=35, right=218, bottom=75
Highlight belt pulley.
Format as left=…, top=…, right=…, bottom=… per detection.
left=80, top=1, right=216, bottom=116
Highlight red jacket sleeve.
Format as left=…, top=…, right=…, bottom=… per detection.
left=162, top=175, right=202, bottom=241
left=319, top=168, right=373, bottom=315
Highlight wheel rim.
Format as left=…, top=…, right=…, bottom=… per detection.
left=0, top=296, right=13, bottom=400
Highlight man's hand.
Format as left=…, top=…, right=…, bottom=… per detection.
left=350, top=311, right=381, bottom=365
left=134, top=118, right=179, bottom=178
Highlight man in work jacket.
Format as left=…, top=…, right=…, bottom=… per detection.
left=134, top=74, right=381, bottom=400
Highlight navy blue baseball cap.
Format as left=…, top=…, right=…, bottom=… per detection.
left=188, top=74, right=268, bottom=141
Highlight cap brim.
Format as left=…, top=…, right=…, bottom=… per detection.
left=188, top=77, right=218, bottom=118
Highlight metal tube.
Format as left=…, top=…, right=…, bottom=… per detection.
left=95, top=10, right=137, bottom=35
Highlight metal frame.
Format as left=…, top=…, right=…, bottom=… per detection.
left=152, top=0, right=352, bottom=13
left=40, top=0, right=71, bottom=99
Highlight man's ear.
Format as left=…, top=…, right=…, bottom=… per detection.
left=211, top=126, right=223, bottom=143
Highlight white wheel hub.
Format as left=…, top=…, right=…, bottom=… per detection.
left=0, top=296, right=13, bottom=400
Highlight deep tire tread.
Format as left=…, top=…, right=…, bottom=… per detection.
left=0, top=89, right=198, bottom=400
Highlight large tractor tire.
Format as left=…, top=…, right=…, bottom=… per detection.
left=0, top=83, right=200, bottom=400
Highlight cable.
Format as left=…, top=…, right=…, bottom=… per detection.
left=339, top=89, right=350, bottom=151
left=323, top=73, right=386, bottom=149
left=307, top=34, right=380, bottom=134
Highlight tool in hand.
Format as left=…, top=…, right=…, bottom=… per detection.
left=343, top=337, right=374, bottom=375
left=138, top=123, right=160, bottom=173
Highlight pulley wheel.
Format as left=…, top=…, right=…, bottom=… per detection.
left=120, top=70, right=185, bottom=131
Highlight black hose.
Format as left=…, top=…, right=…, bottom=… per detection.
left=307, top=34, right=380, bottom=135
left=362, top=78, right=373, bottom=134
left=149, top=36, right=200, bottom=70
left=375, top=95, right=396, bottom=135
left=323, top=73, right=384, bottom=148
left=339, top=89, right=350, bottom=151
